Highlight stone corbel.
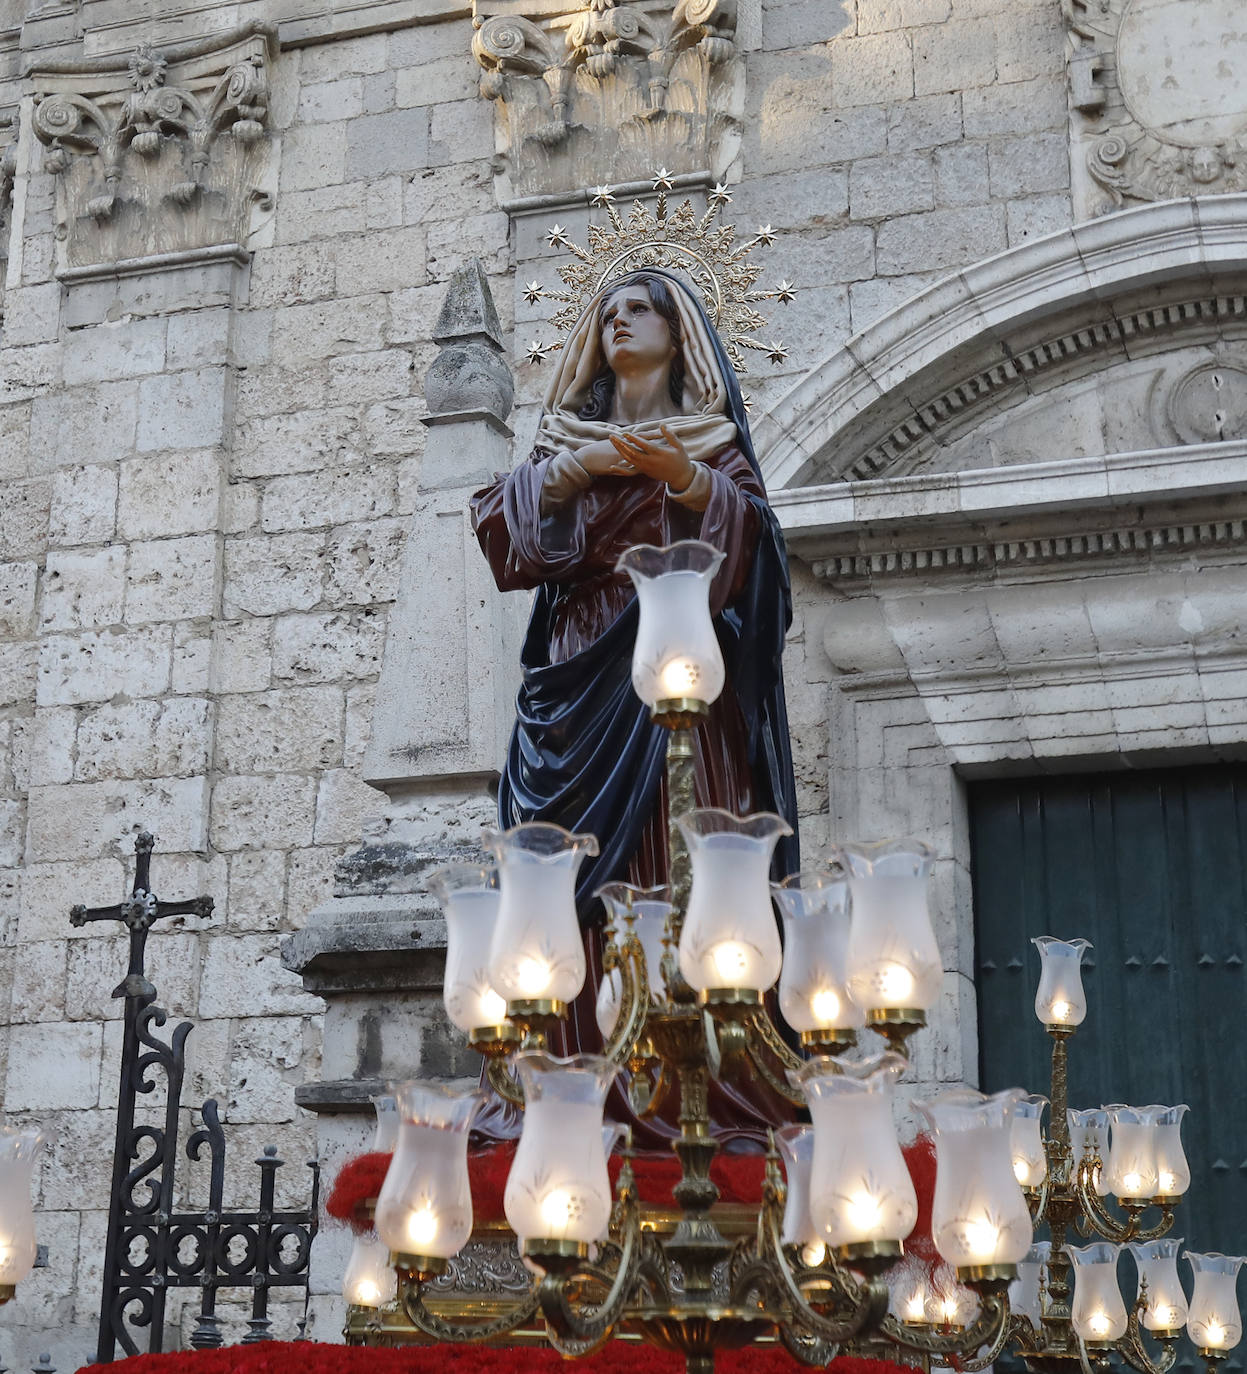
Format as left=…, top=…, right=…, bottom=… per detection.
left=29, top=22, right=277, bottom=266
left=471, top=0, right=739, bottom=201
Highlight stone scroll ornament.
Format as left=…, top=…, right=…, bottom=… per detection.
left=471, top=0, right=738, bottom=199
left=1063, top=0, right=1247, bottom=212
left=521, top=168, right=796, bottom=376
left=30, top=23, right=274, bottom=262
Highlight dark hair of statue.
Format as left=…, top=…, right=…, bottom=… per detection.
left=576, top=272, right=686, bottom=422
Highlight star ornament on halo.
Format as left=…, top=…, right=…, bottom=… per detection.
left=519, top=171, right=802, bottom=374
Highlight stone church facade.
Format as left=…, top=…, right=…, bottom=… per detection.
left=0, top=0, right=1243, bottom=1364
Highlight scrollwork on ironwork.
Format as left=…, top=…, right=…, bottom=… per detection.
left=75, top=834, right=318, bottom=1363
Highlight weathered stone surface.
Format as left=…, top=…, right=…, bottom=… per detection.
left=136, top=368, right=229, bottom=453
left=209, top=774, right=319, bottom=853
left=74, top=698, right=212, bottom=782
left=223, top=533, right=325, bottom=617
left=117, top=451, right=222, bottom=540
left=0, top=478, right=51, bottom=560
left=47, top=465, right=117, bottom=547
left=260, top=465, right=396, bottom=533
left=25, top=776, right=210, bottom=862
left=37, top=627, right=172, bottom=706
left=198, top=933, right=323, bottom=1018
left=0, top=562, right=38, bottom=640
left=272, top=609, right=385, bottom=683
left=216, top=688, right=344, bottom=774
left=30, top=381, right=138, bottom=474
left=39, top=548, right=125, bottom=632
left=6, top=1022, right=102, bottom=1111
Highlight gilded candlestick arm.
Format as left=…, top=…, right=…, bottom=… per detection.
left=338, top=543, right=1242, bottom=1374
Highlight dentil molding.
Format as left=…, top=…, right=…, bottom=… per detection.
left=29, top=21, right=276, bottom=267
left=1063, top=0, right=1247, bottom=214
left=470, top=0, right=738, bottom=201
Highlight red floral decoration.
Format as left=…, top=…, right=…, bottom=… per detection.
left=79, top=1341, right=918, bottom=1374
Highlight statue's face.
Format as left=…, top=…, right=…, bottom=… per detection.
left=599, top=282, right=675, bottom=375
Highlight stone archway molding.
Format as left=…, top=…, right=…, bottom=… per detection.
left=756, top=194, right=1247, bottom=492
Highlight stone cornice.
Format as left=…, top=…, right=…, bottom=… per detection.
left=772, top=439, right=1247, bottom=582
left=758, top=197, right=1247, bottom=493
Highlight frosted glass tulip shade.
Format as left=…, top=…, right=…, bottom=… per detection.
left=617, top=541, right=726, bottom=715
left=1105, top=1105, right=1161, bottom=1201
left=427, top=862, right=509, bottom=1034
left=1068, top=1243, right=1129, bottom=1343
left=841, top=841, right=941, bottom=1018
left=920, top=1088, right=1033, bottom=1275
left=676, top=809, right=792, bottom=1003
left=1068, top=1108, right=1111, bottom=1196
left=1032, top=937, right=1091, bottom=1029
left=1010, top=1095, right=1048, bottom=1189
left=504, top=1053, right=617, bottom=1259
left=1128, top=1239, right=1188, bottom=1334
left=798, top=1053, right=917, bottom=1259
left=484, top=823, right=598, bottom=1009
left=370, top=1093, right=398, bottom=1154
left=374, top=1081, right=483, bottom=1266
left=595, top=883, right=672, bottom=1036
left=0, top=1125, right=44, bottom=1292
left=776, top=1125, right=822, bottom=1259
left=1152, top=1104, right=1190, bottom=1201
left=343, top=1232, right=397, bottom=1308
left=1010, top=1242, right=1051, bottom=1328
left=1187, top=1253, right=1245, bottom=1351
left=772, top=870, right=861, bottom=1043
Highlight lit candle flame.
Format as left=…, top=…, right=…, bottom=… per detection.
left=480, top=988, right=507, bottom=1023
left=354, top=1279, right=380, bottom=1305
left=1050, top=999, right=1071, bottom=1022
left=845, top=1190, right=884, bottom=1236
left=800, top=1240, right=826, bottom=1267
left=516, top=957, right=552, bottom=997
left=1088, top=1311, right=1112, bottom=1339
left=963, top=1218, right=1000, bottom=1260
left=407, top=1206, right=438, bottom=1249
left=659, top=658, right=700, bottom=697
left=809, top=988, right=841, bottom=1023
left=1206, top=1322, right=1227, bottom=1348
left=541, top=1189, right=573, bottom=1231
left=879, top=963, right=915, bottom=1002
left=711, top=941, right=751, bottom=983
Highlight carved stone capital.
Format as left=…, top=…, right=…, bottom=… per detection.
left=470, top=0, right=739, bottom=202
left=1063, top=0, right=1247, bottom=215
left=29, top=21, right=277, bottom=267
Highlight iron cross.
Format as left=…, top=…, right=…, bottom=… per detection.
left=69, top=831, right=214, bottom=1000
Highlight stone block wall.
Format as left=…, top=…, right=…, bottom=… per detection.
left=0, top=0, right=1089, bottom=1362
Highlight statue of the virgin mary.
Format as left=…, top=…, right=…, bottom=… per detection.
left=470, top=267, right=800, bottom=1147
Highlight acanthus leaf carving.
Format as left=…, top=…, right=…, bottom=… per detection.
left=470, top=1, right=739, bottom=201
left=30, top=21, right=276, bottom=264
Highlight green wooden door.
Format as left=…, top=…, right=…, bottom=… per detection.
left=971, top=765, right=1247, bottom=1368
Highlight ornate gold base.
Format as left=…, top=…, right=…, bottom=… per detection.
left=519, top=1237, right=589, bottom=1272
left=1150, top=1194, right=1181, bottom=1208
left=506, top=998, right=569, bottom=1020
left=836, top=1238, right=903, bottom=1275
left=866, top=1007, right=926, bottom=1055
left=468, top=1022, right=519, bottom=1055
left=958, top=1262, right=1017, bottom=1288
left=699, top=988, right=763, bottom=1018
left=393, top=1253, right=449, bottom=1279
left=799, top=1027, right=857, bottom=1051
left=653, top=698, right=709, bottom=730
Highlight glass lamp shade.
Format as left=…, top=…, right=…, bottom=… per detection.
left=1152, top=1104, right=1190, bottom=1199
left=427, top=862, right=508, bottom=1032
left=1128, top=1239, right=1188, bottom=1333
left=1068, top=1243, right=1129, bottom=1343
left=484, top=823, right=598, bottom=1006
left=342, top=1232, right=397, bottom=1308
left=616, top=541, right=726, bottom=711
left=776, top=1125, right=823, bottom=1262
left=1068, top=1108, right=1111, bottom=1195
left=0, top=1126, right=44, bottom=1288
left=772, top=871, right=862, bottom=1034
left=1105, top=1105, right=1161, bottom=1200
left=371, top=1094, right=398, bottom=1154
left=1186, top=1252, right=1245, bottom=1351
left=595, top=884, right=672, bottom=1036
left=374, top=1081, right=483, bottom=1261
left=504, top=1053, right=617, bottom=1252
left=1032, top=937, right=1092, bottom=1028
left=919, top=1088, right=1033, bottom=1270
left=676, top=809, right=792, bottom=996
left=841, top=841, right=941, bottom=1015
left=1011, top=1095, right=1048, bottom=1188
left=1011, top=1241, right=1051, bottom=1327
left=797, top=1053, right=918, bottom=1253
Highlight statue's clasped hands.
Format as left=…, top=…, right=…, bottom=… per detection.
left=577, top=425, right=696, bottom=491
